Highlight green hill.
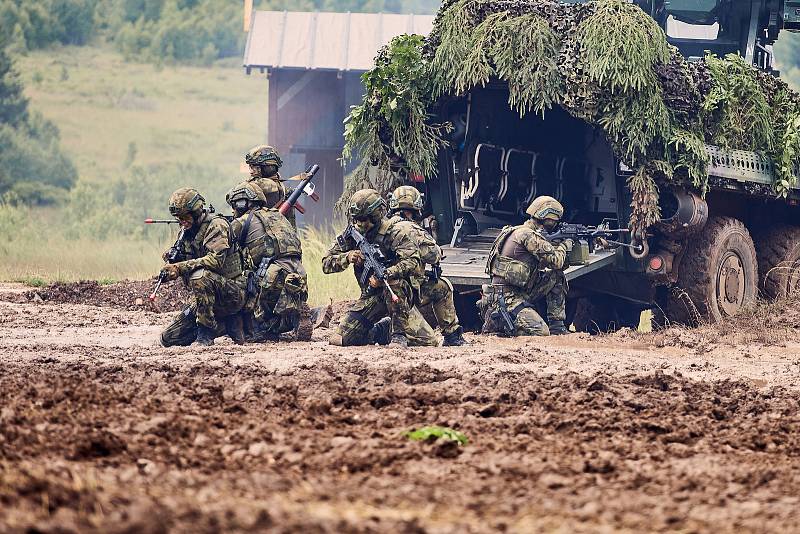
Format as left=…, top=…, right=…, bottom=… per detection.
left=17, top=45, right=266, bottom=197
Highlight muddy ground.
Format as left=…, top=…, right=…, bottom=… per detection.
left=1, top=281, right=799, bottom=533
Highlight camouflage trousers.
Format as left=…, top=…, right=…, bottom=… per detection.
left=481, top=270, right=566, bottom=337
left=161, top=269, right=245, bottom=347
left=333, top=279, right=440, bottom=347
left=253, top=261, right=308, bottom=335
left=418, top=276, right=460, bottom=335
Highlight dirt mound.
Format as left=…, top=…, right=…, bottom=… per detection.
left=4, top=279, right=190, bottom=312
left=615, top=295, right=800, bottom=349
left=1, top=359, right=799, bottom=532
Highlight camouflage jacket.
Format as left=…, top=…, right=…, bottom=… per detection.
left=388, top=215, right=442, bottom=266
left=322, top=218, right=424, bottom=284
left=488, top=219, right=568, bottom=288
left=172, top=212, right=243, bottom=279
left=231, top=208, right=304, bottom=273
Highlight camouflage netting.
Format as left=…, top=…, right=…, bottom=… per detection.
left=342, top=0, right=800, bottom=234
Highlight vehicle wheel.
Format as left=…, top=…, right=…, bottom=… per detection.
left=572, top=295, right=641, bottom=334
left=667, top=216, right=758, bottom=324
left=753, top=224, right=800, bottom=300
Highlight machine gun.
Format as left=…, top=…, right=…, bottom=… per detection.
left=149, top=227, right=187, bottom=301
left=545, top=220, right=643, bottom=254
left=278, top=164, right=320, bottom=216
left=336, top=226, right=399, bottom=303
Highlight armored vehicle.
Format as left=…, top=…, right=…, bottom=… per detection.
left=421, top=0, right=800, bottom=330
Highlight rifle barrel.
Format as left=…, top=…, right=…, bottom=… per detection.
left=144, top=219, right=178, bottom=224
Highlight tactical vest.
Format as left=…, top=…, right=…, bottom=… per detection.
left=486, top=225, right=536, bottom=289
left=184, top=214, right=243, bottom=279
left=243, top=208, right=303, bottom=266
left=389, top=215, right=441, bottom=265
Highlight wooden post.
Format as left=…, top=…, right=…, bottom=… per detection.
left=243, top=0, right=253, bottom=32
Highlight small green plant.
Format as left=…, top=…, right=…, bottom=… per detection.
left=405, top=426, right=468, bottom=445
left=17, top=275, right=47, bottom=287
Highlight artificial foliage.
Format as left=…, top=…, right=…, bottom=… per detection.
left=342, top=0, right=800, bottom=232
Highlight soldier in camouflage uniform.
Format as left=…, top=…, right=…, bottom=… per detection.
left=159, top=188, right=247, bottom=347
left=322, top=189, right=439, bottom=347
left=480, top=196, right=572, bottom=336
left=388, top=185, right=466, bottom=346
left=226, top=181, right=312, bottom=342
left=244, top=144, right=296, bottom=226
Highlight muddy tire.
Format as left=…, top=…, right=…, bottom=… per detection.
left=667, top=216, right=758, bottom=325
left=753, top=224, right=800, bottom=300
left=572, top=295, right=641, bottom=334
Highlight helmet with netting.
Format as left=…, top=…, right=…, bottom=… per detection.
left=169, top=187, right=205, bottom=217
left=245, top=145, right=283, bottom=167
left=389, top=185, right=424, bottom=212
left=349, top=189, right=386, bottom=220
left=526, top=196, right=564, bottom=222
left=226, top=181, right=267, bottom=208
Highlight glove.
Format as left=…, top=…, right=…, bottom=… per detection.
left=346, top=250, right=364, bottom=266
left=368, top=275, right=382, bottom=288
left=161, top=263, right=181, bottom=281
left=560, top=238, right=574, bottom=253
left=595, top=237, right=609, bottom=249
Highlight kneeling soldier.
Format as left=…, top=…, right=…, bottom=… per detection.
left=159, top=188, right=246, bottom=346
left=226, top=180, right=311, bottom=341
left=388, top=185, right=466, bottom=346
left=322, top=189, right=438, bottom=347
left=481, top=196, right=571, bottom=336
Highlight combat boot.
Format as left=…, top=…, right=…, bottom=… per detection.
left=443, top=326, right=467, bottom=346
left=368, top=317, right=391, bottom=345
left=548, top=320, right=568, bottom=335
left=389, top=333, right=408, bottom=347
left=224, top=314, right=245, bottom=345
left=294, top=303, right=314, bottom=342
left=195, top=325, right=216, bottom=346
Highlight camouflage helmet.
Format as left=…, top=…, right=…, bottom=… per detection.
left=349, top=188, right=386, bottom=219
left=526, top=195, right=564, bottom=222
left=226, top=181, right=267, bottom=207
left=389, top=185, right=424, bottom=212
left=169, top=187, right=205, bottom=217
left=245, top=145, right=283, bottom=168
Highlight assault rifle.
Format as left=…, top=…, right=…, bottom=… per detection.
left=149, top=227, right=187, bottom=301
left=545, top=220, right=640, bottom=253
left=336, top=226, right=399, bottom=303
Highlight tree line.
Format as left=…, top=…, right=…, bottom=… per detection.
left=0, top=0, right=440, bottom=65
left=0, top=34, right=76, bottom=205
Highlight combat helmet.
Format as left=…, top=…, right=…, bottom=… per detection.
left=349, top=188, right=387, bottom=221
left=389, top=185, right=424, bottom=212
left=245, top=145, right=283, bottom=168
left=169, top=188, right=205, bottom=217
left=226, top=181, right=267, bottom=211
left=526, top=195, right=564, bottom=222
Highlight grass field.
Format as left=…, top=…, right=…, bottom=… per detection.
left=3, top=46, right=362, bottom=304
left=16, top=46, right=267, bottom=187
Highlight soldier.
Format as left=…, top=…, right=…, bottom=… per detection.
left=388, top=185, right=466, bottom=346
left=322, top=189, right=439, bottom=347
left=159, top=188, right=247, bottom=347
left=480, top=196, right=572, bottom=336
left=226, top=180, right=312, bottom=342
left=244, top=145, right=296, bottom=225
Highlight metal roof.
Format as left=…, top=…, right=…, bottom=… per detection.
left=243, top=10, right=435, bottom=72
